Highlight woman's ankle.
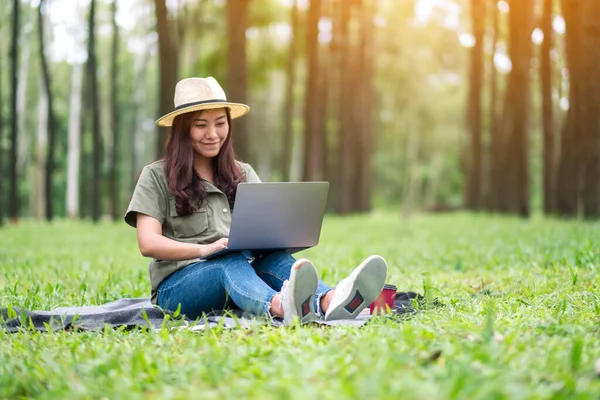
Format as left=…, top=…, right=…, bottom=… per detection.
left=319, top=290, right=335, bottom=313
left=270, top=293, right=284, bottom=317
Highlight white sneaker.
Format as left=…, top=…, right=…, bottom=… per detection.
left=280, top=258, right=318, bottom=325
left=324, top=255, right=388, bottom=321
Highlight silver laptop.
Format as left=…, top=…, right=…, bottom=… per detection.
left=201, top=181, right=330, bottom=260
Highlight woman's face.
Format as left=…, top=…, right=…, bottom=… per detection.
left=189, top=108, right=229, bottom=159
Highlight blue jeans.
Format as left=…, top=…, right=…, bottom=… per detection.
left=157, top=251, right=332, bottom=319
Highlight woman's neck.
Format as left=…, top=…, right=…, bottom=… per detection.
left=194, top=156, right=214, bottom=182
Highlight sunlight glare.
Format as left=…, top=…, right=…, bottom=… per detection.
left=459, top=33, right=475, bottom=48
left=318, top=18, right=332, bottom=44
left=553, top=16, right=566, bottom=35
left=494, top=53, right=512, bottom=74
left=279, top=0, right=309, bottom=10
left=531, top=28, right=544, bottom=45
left=497, top=1, right=509, bottom=13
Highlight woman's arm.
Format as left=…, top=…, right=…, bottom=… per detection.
left=136, top=213, right=228, bottom=260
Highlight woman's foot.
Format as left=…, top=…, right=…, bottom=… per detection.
left=275, top=258, right=318, bottom=324
left=324, top=255, right=388, bottom=321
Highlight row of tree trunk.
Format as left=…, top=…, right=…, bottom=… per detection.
left=465, top=0, right=600, bottom=219
left=2, top=0, right=119, bottom=222
left=154, top=0, right=375, bottom=213
left=302, top=0, right=375, bottom=213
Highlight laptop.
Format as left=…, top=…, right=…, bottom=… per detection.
left=201, top=181, right=330, bottom=260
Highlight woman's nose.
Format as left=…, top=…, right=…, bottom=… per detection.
left=206, top=125, right=218, bottom=138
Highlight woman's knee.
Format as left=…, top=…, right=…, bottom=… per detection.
left=254, top=251, right=295, bottom=270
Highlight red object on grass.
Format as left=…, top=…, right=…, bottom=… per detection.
left=369, top=284, right=397, bottom=315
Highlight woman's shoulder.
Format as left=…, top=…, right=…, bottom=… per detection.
left=145, top=159, right=167, bottom=172
left=135, top=159, right=167, bottom=185
left=235, top=160, right=261, bottom=183
left=235, top=160, right=255, bottom=176
left=235, top=160, right=252, bottom=171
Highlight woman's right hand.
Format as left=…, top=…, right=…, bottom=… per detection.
left=199, top=238, right=229, bottom=257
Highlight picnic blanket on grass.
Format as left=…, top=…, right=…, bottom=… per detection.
left=0, top=292, right=426, bottom=333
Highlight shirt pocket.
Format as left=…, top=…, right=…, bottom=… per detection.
left=169, top=199, right=209, bottom=238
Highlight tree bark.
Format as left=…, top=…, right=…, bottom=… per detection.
left=316, top=0, right=331, bottom=185
left=155, top=0, right=180, bottom=158
left=303, top=0, right=325, bottom=182
left=109, top=0, right=120, bottom=220
left=337, top=2, right=354, bottom=213
left=87, top=0, right=102, bottom=222
left=16, top=24, right=31, bottom=176
left=555, top=0, right=582, bottom=217
left=67, top=62, right=84, bottom=219
left=356, top=0, right=375, bottom=212
left=496, top=0, right=534, bottom=216
left=402, top=121, right=421, bottom=219
left=580, top=1, right=600, bottom=218
left=281, top=0, right=299, bottom=182
left=131, top=49, right=150, bottom=189
left=540, top=0, right=557, bottom=214
left=487, top=0, right=500, bottom=210
left=465, top=0, right=486, bottom=210
left=9, top=0, right=20, bottom=221
left=0, top=36, right=3, bottom=226
left=35, top=90, right=48, bottom=219
left=226, top=0, right=250, bottom=162
left=38, top=0, right=57, bottom=221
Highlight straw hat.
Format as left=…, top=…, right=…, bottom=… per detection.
left=155, top=77, right=250, bottom=127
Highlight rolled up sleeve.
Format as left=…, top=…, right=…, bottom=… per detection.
left=124, top=166, right=167, bottom=228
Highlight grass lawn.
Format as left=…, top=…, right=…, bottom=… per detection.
left=1, top=212, right=599, bottom=399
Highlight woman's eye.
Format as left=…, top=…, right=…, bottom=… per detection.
left=217, top=123, right=225, bottom=127
left=196, top=125, right=206, bottom=128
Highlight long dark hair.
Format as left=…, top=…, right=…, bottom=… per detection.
left=163, top=108, right=243, bottom=216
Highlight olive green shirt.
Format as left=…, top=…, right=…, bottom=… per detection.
left=124, top=159, right=261, bottom=304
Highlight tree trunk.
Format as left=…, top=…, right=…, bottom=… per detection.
left=465, top=0, right=486, bottom=210
left=303, top=0, right=325, bottom=182
left=87, top=0, right=102, bottom=222
left=402, top=121, right=420, bottom=219
left=16, top=24, right=31, bottom=176
left=496, top=0, right=534, bottom=216
left=226, top=0, right=250, bottom=162
left=580, top=1, right=600, bottom=218
left=424, top=154, right=445, bottom=208
left=326, top=0, right=343, bottom=207
left=555, top=0, right=582, bottom=217
left=356, top=0, right=375, bottom=212
left=337, top=2, right=354, bottom=213
left=281, top=0, right=298, bottom=182
left=131, top=49, right=150, bottom=189
left=35, top=90, right=48, bottom=219
left=109, top=0, right=120, bottom=220
left=0, top=39, right=3, bottom=226
left=67, top=62, right=84, bottom=219
left=9, top=0, right=20, bottom=221
left=540, top=0, right=557, bottom=214
left=487, top=0, right=500, bottom=210
left=38, top=0, right=57, bottom=221
left=155, top=0, right=179, bottom=158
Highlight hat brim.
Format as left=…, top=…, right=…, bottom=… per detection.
left=155, top=102, right=250, bottom=127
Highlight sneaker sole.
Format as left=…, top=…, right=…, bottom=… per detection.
left=324, top=255, right=388, bottom=321
left=283, top=259, right=318, bottom=324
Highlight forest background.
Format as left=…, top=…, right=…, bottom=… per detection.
left=0, top=0, right=598, bottom=223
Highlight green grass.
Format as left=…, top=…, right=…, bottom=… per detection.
left=1, top=212, right=599, bottom=399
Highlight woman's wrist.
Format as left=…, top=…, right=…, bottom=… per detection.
left=197, top=244, right=205, bottom=258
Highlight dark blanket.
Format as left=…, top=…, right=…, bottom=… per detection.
left=0, top=292, right=424, bottom=333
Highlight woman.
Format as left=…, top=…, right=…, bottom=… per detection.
left=125, top=77, right=387, bottom=324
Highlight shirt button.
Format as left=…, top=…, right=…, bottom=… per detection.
left=223, top=208, right=228, bottom=213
